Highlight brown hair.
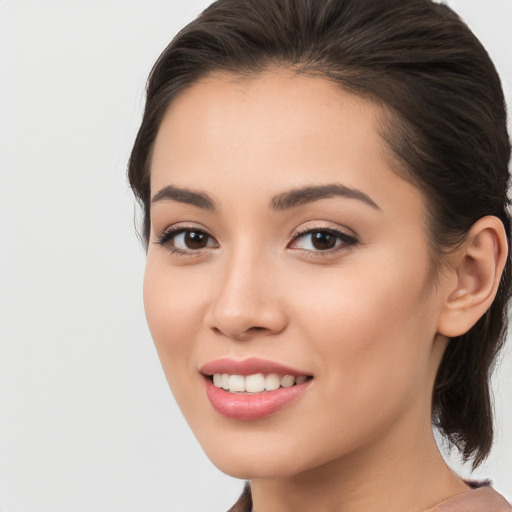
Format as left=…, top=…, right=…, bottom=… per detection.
left=129, top=0, right=511, bottom=470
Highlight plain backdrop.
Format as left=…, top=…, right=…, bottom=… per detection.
left=0, top=1, right=511, bottom=511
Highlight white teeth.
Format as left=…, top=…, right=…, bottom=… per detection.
left=229, top=374, right=246, bottom=392
left=280, top=375, right=295, bottom=388
left=211, top=373, right=309, bottom=393
left=265, top=373, right=281, bottom=391
left=245, top=373, right=265, bottom=393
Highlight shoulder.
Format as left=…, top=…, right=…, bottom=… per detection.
left=425, top=482, right=512, bottom=512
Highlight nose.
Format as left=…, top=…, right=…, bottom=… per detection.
left=206, top=251, right=288, bottom=341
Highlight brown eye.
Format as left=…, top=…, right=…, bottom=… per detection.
left=183, top=231, right=209, bottom=249
left=157, top=228, right=218, bottom=253
left=289, top=228, right=358, bottom=253
left=310, top=231, right=337, bottom=250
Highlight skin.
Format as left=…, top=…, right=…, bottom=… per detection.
left=144, top=70, right=505, bottom=512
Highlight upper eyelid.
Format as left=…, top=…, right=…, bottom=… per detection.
left=154, top=224, right=217, bottom=247
left=156, top=223, right=213, bottom=238
left=287, top=228, right=359, bottom=259
left=155, top=223, right=358, bottom=248
left=157, top=224, right=353, bottom=237
left=290, top=224, right=357, bottom=241
left=155, top=226, right=219, bottom=257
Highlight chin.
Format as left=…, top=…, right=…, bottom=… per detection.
left=197, top=433, right=326, bottom=480
left=211, top=456, right=303, bottom=480
left=203, top=442, right=285, bottom=478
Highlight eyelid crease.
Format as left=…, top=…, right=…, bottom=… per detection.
left=291, top=224, right=358, bottom=240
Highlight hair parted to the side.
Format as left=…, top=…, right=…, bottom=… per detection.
left=128, top=0, right=511, bottom=469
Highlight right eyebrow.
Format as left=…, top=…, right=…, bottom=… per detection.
left=151, top=185, right=216, bottom=210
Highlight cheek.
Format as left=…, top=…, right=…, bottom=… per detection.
left=142, top=259, right=206, bottom=375
left=293, top=258, right=436, bottom=404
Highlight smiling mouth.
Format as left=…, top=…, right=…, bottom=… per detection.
left=209, top=373, right=312, bottom=394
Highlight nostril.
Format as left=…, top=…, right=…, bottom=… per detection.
left=211, top=325, right=267, bottom=339
left=207, top=301, right=288, bottom=340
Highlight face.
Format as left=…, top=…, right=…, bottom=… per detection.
left=144, top=70, right=451, bottom=479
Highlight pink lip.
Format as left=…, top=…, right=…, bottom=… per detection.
left=200, top=357, right=309, bottom=377
left=200, top=358, right=312, bottom=421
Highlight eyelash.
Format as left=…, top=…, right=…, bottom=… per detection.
left=155, top=225, right=358, bottom=257
left=289, top=227, right=358, bottom=255
left=156, top=226, right=216, bottom=257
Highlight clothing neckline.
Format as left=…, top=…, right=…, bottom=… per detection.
left=232, top=479, right=512, bottom=512
left=423, top=481, right=511, bottom=512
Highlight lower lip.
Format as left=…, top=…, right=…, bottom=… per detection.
left=204, top=377, right=311, bottom=420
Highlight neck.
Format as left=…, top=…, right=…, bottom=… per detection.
left=250, top=413, right=468, bottom=512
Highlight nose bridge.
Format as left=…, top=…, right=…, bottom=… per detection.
left=208, top=242, right=286, bottom=339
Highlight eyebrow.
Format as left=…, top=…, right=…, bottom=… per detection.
left=151, top=182, right=379, bottom=211
left=151, top=185, right=216, bottom=210
left=271, top=183, right=380, bottom=211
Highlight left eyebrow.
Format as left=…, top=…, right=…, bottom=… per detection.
left=271, top=183, right=380, bottom=211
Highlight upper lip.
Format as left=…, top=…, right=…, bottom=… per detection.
left=200, top=357, right=311, bottom=377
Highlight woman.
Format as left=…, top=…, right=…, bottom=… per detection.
left=128, top=0, right=512, bottom=510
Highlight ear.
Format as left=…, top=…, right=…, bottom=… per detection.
left=437, top=216, right=508, bottom=338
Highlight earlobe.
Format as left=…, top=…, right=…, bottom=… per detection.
left=437, top=216, right=508, bottom=338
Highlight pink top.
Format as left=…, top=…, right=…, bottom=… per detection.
left=425, top=482, right=511, bottom=512
left=229, top=481, right=512, bottom=511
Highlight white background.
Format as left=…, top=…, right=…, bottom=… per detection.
left=0, top=1, right=511, bottom=511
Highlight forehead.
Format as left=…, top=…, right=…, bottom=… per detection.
left=150, top=69, right=425, bottom=220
